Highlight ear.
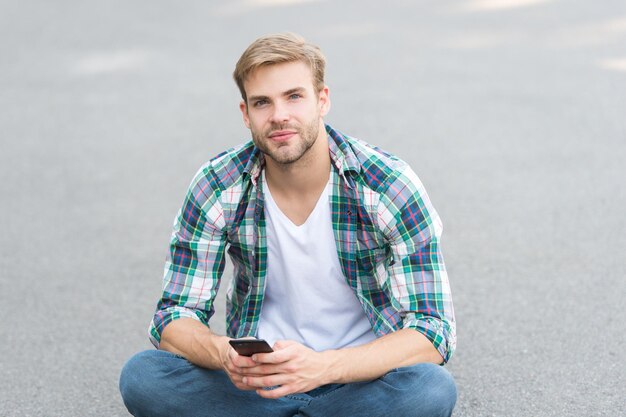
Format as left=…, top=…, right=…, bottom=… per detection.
left=318, top=86, right=331, bottom=117
left=239, top=100, right=250, bottom=129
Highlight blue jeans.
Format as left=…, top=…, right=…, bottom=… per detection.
left=119, top=350, right=456, bottom=417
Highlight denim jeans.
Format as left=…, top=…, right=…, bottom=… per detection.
left=119, top=350, right=456, bottom=417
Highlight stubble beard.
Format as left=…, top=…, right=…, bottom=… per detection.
left=252, top=115, right=321, bottom=166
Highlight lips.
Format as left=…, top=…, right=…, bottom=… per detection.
left=268, top=130, right=297, bottom=141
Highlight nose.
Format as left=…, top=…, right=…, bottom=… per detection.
left=269, top=101, right=290, bottom=123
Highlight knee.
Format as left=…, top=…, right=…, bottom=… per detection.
left=389, top=363, right=456, bottom=417
left=119, top=350, right=180, bottom=417
left=415, top=364, right=457, bottom=417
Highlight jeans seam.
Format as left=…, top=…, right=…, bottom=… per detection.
left=285, top=394, right=312, bottom=403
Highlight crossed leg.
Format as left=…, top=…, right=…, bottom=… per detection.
left=119, top=350, right=456, bottom=417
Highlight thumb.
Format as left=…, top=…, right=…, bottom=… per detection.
left=273, top=339, right=298, bottom=350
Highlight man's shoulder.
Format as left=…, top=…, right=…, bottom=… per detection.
left=191, top=141, right=257, bottom=191
left=346, top=136, right=405, bottom=167
left=328, top=126, right=412, bottom=193
left=184, top=141, right=257, bottom=208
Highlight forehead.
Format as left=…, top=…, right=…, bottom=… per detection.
left=244, top=61, right=315, bottom=98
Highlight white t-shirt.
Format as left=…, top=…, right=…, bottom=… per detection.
left=257, top=172, right=377, bottom=352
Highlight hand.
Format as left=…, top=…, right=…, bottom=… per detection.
left=219, top=338, right=265, bottom=391
left=240, top=340, right=332, bottom=399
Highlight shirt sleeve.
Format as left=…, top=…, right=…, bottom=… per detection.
left=148, top=166, right=228, bottom=348
left=378, top=165, right=456, bottom=363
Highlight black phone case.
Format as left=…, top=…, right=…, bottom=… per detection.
left=229, top=339, right=274, bottom=356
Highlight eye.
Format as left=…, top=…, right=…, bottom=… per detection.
left=289, top=93, right=301, bottom=100
left=253, top=99, right=268, bottom=107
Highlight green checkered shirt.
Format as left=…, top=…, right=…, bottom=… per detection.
left=150, top=125, right=456, bottom=362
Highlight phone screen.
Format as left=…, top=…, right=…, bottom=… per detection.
left=229, top=339, right=274, bottom=356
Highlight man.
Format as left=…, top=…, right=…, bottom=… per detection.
left=120, top=33, right=457, bottom=417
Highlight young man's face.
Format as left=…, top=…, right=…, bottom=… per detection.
left=240, top=60, right=330, bottom=166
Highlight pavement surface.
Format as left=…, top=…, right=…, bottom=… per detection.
left=1, top=0, right=625, bottom=416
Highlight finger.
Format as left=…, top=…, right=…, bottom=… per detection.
left=252, top=348, right=292, bottom=364
left=273, top=339, right=297, bottom=350
left=256, top=384, right=297, bottom=399
left=227, top=344, right=260, bottom=367
left=253, top=339, right=303, bottom=363
left=243, top=373, right=291, bottom=389
left=233, top=381, right=258, bottom=391
left=224, top=362, right=261, bottom=384
left=227, top=372, right=261, bottom=391
left=231, top=353, right=259, bottom=368
left=241, top=364, right=268, bottom=375
left=240, top=363, right=284, bottom=376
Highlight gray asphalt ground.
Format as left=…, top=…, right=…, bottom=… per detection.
left=1, top=1, right=625, bottom=416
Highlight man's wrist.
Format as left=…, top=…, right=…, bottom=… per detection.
left=189, top=329, right=229, bottom=370
left=208, top=334, right=231, bottom=370
left=320, top=349, right=345, bottom=385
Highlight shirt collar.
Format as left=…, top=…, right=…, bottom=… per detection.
left=325, top=124, right=360, bottom=175
left=243, top=146, right=265, bottom=187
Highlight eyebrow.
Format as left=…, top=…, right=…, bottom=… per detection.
left=248, top=87, right=307, bottom=103
left=283, top=87, right=306, bottom=97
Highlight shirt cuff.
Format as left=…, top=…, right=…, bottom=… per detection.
left=403, top=315, right=456, bottom=363
left=149, top=306, right=209, bottom=348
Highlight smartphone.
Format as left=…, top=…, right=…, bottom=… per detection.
left=229, top=339, right=274, bottom=356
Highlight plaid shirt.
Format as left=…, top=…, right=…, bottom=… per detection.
left=150, top=125, right=456, bottom=362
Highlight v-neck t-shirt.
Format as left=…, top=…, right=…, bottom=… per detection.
left=256, top=171, right=377, bottom=351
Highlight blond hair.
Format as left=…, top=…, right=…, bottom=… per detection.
left=233, top=33, right=326, bottom=102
